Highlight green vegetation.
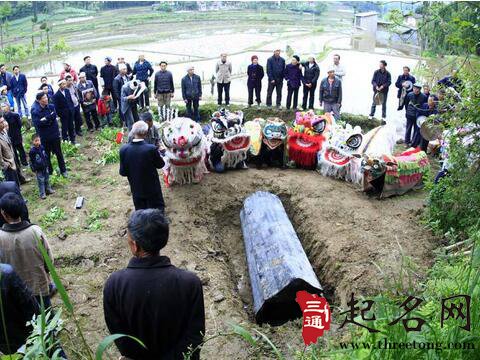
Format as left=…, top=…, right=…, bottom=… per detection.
left=86, top=207, right=110, bottom=232
left=40, top=206, right=66, bottom=228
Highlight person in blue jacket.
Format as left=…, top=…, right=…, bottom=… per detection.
left=31, top=92, right=67, bottom=177
left=413, top=95, right=438, bottom=151
left=10, top=66, right=29, bottom=119
left=39, top=76, right=54, bottom=98
left=133, top=54, right=154, bottom=109
left=29, top=133, right=54, bottom=199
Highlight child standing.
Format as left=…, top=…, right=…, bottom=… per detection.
left=97, top=90, right=113, bottom=127
left=29, top=134, right=54, bottom=199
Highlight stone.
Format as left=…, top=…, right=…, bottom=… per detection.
left=213, top=291, right=225, bottom=303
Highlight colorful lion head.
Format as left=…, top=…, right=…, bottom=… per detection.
left=209, top=109, right=250, bottom=169
left=317, top=123, right=363, bottom=180
left=262, top=117, right=287, bottom=150
left=287, top=111, right=334, bottom=169
left=161, top=117, right=208, bottom=185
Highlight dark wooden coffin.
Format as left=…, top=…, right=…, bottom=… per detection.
left=240, top=191, right=323, bottom=325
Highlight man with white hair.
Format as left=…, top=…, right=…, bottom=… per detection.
left=181, top=66, right=202, bottom=122
left=119, top=121, right=165, bottom=211
left=319, top=67, right=342, bottom=120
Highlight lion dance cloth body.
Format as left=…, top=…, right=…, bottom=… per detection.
left=361, top=147, right=430, bottom=198
left=161, top=117, right=209, bottom=186
left=245, top=117, right=287, bottom=167
left=287, top=111, right=334, bottom=169
left=209, top=109, right=251, bottom=172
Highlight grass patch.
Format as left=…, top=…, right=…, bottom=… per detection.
left=40, top=206, right=67, bottom=228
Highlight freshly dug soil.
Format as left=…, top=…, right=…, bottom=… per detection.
left=27, top=136, right=436, bottom=359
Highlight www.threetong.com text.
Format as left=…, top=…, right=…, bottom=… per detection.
left=339, top=338, right=476, bottom=351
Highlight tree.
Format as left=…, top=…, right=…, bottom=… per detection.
left=0, top=2, right=11, bottom=50
left=39, top=21, right=51, bottom=53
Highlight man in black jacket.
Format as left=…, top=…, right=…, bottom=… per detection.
left=3, top=103, right=27, bottom=166
left=404, top=83, right=427, bottom=146
left=154, top=61, right=174, bottom=120
left=100, top=57, right=117, bottom=97
left=120, top=121, right=165, bottom=211
left=103, top=209, right=205, bottom=360
left=301, top=56, right=320, bottom=110
left=0, top=263, right=39, bottom=355
left=368, top=60, right=391, bottom=120
left=79, top=56, right=99, bottom=94
left=0, top=181, right=29, bottom=226
left=53, top=79, right=76, bottom=144
left=266, top=49, right=286, bottom=108
left=181, top=66, right=202, bottom=122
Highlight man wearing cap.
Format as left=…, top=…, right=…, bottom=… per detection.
left=79, top=56, right=99, bottom=94
left=284, top=55, right=303, bottom=110
left=395, top=66, right=416, bottom=111
left=215, top=53, right=232, bottom=106
left=301, top=56, right=320, bottom=110
left=78, top=72, right=100, bottom=131
left=266, top=49, right=286, bottom=108
left=121, top=80, right=141, bottom=131
left=404, top=82, right=427, bottom=146
left=100, top=57, right=117, bottom=99
left=31, top=92, right=67, bottom=177
left=181, top=66, right=202, bottom=122
left=133, top=55, right=154, bottom=110
left=368, top=60, right=391, bottom=121
left=59, top=63, right=78, bottom=83
left=319, top=67, right=342, bottom=120
left=53, top=79, right=76, bottom=144
left=247, top=55, right=264, bottom=107
left=154, top=61, right=174, bottom=119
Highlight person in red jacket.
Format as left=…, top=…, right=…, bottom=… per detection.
left=97, top=89, right=113, bottom=127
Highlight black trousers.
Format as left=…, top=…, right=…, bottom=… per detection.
left=60, top=111, right=76, bottom=143
left=73, top=106, right=83, bottom=135
left=302, top=83, right=316, bottom=110
left=13, top=143, right=27, bottom=166
left=248, top=84, right=261, bottom=105
left=138, top=79, right=150, bottom=108
left=186, top=99, right=200, bottom=122
left=369, top=91, right=388, bottom=118
left=12, top=146, right=26, bottom=184
left=217, top=82, right=230, bottom=105
left=405, top=115, right=417, bottom=144
left=84, top=109, right=100, bottom=130
left=133, top=193, right=165, bottom=211
left=286, top=85, right=299, bottom=109
left=44, top=138, right=67, bottom=174
left=266, top=80, right=283, bottom=107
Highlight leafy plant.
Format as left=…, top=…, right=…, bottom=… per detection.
left=40, top=206, right=66, bottom=228
left=86, top=208, right=110, bottom=232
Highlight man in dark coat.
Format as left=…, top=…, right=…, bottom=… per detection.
left=3, top=103, right=27, bottom=166
left=100, top=57, right=117, bottom=97
left=132, top=55, right=154, bottom=109
left=103, top=209, right=205, bottom=360
left=395, top=66, right=416, bottom=111
left=368, top=60, right=391, bottom=120
left=113, top=64, right=129, bottom=126
left=0, top=181, right=29, bottom=226
left=181, top=66, right=202, bottom=122
left=404, top=83, right=427, bottom=146
left=247, top=55, right=264, bottom=107
left=116, top=57, right=133, bottom=77
left=301, top=56, right=320, bottom=110
left=10, top=66, right=29, bottom=119
left=319, top=67, right=342, bottom=120
left=79, top=55, right=99, bottom=94
left=120, top=121, right=165, bottom=211
left=284, top=55, right=303, bottom=110
left=53, top=79, right=76, bottom=144
left=266, top=49, right=286, bottom=108
left=154, top=61, right=174, bottom=119
left=0, top=263, right=39, bottom=355
left=31, top=92, right=67, bottom=176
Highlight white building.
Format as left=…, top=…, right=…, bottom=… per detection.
left=354, top=11, right=379, bottom=35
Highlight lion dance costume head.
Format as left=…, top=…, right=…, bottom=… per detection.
left=287, top=111, right=334, bottom=169
left=209, top=109, right=250, bottom=172
left=161, top=117, right=208, bottom=186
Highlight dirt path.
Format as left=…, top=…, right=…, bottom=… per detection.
left=23, top=133, right=437, bottom=359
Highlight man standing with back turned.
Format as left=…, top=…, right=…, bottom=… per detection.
left=119, top=121, right=165, bottom=211
left=103, top=209, right=205, bottom=360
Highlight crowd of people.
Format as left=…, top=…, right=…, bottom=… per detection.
left=0, top=48, right=462, bottom=359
